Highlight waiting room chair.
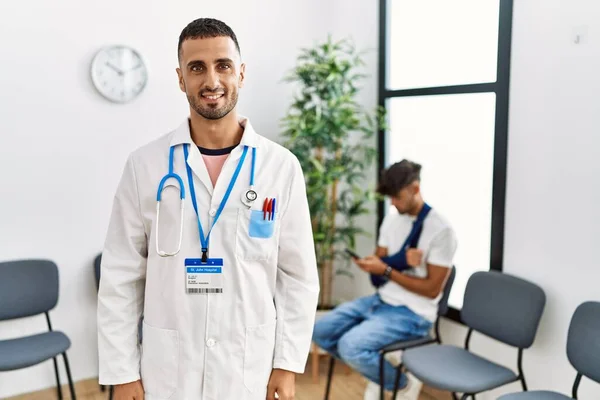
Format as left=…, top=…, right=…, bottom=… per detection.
left=94, top=253, right=102, bottom=291
left=0, top=259, right=77, bottom=400
left=498, top=301, right=600, bottom=400
left=323, top=265, right=457, bottom=400
left=401, top=270, right=546, bottom=400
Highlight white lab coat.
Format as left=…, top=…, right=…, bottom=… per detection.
left=97, top=117, right=320, bottom=400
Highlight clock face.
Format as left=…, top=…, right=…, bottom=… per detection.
left=91, top=45, right=148, bottom=103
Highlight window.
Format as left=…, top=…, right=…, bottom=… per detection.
left=387, top=1, right=500, bottom=90
left=378, top=0, right=513, bottom=315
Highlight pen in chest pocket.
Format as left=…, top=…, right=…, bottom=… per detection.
left=270, top=198, right=276, bottom=220
left=261, top=198, right=277, bottom=220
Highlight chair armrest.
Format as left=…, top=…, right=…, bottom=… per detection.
left=379, top=335, right=437, bottom=354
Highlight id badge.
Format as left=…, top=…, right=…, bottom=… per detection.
left=185, top=258, right=223, bottom=294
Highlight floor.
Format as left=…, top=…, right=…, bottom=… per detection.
left=7, top=358, right=450, bottom=400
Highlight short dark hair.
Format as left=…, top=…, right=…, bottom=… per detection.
left=376, top=159, right=422, bottom=196
left=178, top=18, right=241, bottom=61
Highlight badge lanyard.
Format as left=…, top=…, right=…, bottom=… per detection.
left=183, top=143, right=249, bottom=262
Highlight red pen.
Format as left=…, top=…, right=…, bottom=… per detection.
left=262, top=198, right=269, bottom=220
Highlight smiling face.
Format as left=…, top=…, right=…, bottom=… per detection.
left=176, top=36, right=245, bottom=120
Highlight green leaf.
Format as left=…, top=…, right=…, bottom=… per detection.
left=335, top=269, right=355, bottom=279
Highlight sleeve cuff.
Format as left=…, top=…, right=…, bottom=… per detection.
left=273, top=359, right=307, bottom=374
left=98, top=373, right=141, bottom=386
left=426, top=259, right=453, bottom=268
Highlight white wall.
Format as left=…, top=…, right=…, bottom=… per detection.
left=0, top=0, right=337, bottom=397
left=438, top=0, right=600, bottom=398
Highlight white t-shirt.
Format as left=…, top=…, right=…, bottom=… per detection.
left=377, top=205, right=458, bottom=322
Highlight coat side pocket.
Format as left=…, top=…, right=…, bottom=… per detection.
left=140, top=321, right=179, bottom=399
left=243, top=320, right=277, bottom=393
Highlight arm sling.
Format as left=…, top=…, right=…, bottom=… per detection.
left=371, top=203, right=432, bottom=288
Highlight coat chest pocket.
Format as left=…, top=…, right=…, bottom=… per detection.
left=236, top=209, right=278, bottom=260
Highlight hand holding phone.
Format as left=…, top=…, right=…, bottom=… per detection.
left=345, top=248, right=361, bottom=259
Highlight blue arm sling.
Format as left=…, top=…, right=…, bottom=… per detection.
left=370, top=203, right=432, bottom=288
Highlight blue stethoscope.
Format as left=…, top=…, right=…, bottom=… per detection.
left=155, top=143, right=257, bottom=258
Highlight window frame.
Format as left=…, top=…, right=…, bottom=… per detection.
left=376, top=0, right=514, bottom=322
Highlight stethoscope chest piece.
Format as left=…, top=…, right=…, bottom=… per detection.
left=241, top=188, right=257, bottom=208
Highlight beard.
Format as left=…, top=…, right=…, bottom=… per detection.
left=395, top=206, right=407, bottom=215
left=395, top=199, right=414, bottom=215
left=187, top=88, right=239, bottom=120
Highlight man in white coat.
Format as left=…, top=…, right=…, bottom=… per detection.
left=97, top=18, right=320, bottom=400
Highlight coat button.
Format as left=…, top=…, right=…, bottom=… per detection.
left=209, top=209, right=217, bottom=217
left=206, top=338, right=216, bottom=347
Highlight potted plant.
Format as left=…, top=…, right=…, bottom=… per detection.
left=281, top=36, right=385, bottom=310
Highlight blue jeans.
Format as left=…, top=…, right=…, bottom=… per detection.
left=312, top=294, right=432, bottom=390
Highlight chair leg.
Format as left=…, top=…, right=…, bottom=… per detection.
left=391, top=363, right=404, bottom=400
left=100, top=384, right=105, bottom=392
left=451, top=393, right=458, bottom=400
left=379, top=353, right=386, bottom=400
left=109, top=385, right=114, bottom=400
left=520, top=375, right=528, bottom=392
left=52, top=356, right=63, bottom=400
left=324, top=356, right=336, bottom=400
left=62, top=352, right=76, bottom=399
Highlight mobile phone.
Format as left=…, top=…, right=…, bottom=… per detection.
left=345, top=248, right=361, bottom=259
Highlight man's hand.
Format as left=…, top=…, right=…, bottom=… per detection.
left=354, top=256, right=387, bottom=275
left=114, top=380, right=144, bottom=400
left=406, top=249, right=423, bottom=267
left=267, top=369, right=295, bottom=400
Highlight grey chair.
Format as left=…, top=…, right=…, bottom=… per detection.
left=0, top=259, right=76, bottom=399
left=498, top=301, right=600, bottom=400
left=323, top=266, right=457, bottom=400
left=402, top=270, right=546, bottom=400
left=94, top=253, right=102, bottom=291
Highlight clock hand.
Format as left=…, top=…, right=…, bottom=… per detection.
left=125, top=62, right=143, bottom=72
left=105, top=61, right=124, bottom=76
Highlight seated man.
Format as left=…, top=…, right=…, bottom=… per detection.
left=312, top=159, right=457, bottom=400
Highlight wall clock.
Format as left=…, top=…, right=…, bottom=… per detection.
left=91, top=45, right=148, bottom=103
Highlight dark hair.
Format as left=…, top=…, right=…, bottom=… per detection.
left=178, top=18, right=241, bottom=60
left=376, top=159, right=422, bottom=196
